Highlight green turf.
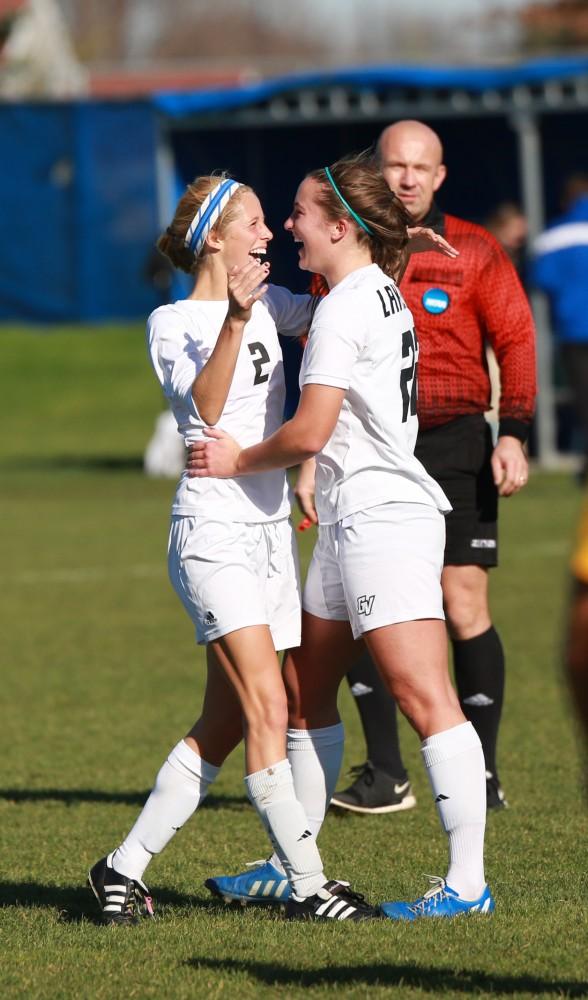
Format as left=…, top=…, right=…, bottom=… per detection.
left=1, top=325, right=587, bottom=998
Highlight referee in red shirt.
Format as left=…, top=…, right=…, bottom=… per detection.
left=309, top=120, right=536, bottom=813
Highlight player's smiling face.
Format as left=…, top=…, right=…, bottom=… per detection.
left=219, top=191, right=272, bottom=270
left=284, top=178, right=334, bottom=274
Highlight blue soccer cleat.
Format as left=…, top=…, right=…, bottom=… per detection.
left=380, top=876, right=495, bottom=920
left=204, top=859, right=291, bottom=906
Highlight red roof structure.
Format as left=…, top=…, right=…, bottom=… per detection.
left=88, top=65, right=254, bottom=99
left=0, top=0, right=25, bottom=15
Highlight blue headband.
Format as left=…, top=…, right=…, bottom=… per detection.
left=324, top=166, right=373, bottom=236
left=184, top=178, right=242, bottom=254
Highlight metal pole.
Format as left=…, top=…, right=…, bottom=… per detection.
left=154, top=118, right=191, bottom=299
left=510, top=110, right=559, bottom=467
left=154, top=118, right=176, bottom=230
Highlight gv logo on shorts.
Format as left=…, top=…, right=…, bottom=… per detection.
left=357, top=595, right=375, bottom=616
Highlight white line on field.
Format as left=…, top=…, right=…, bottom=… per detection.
left=5, top=564, right=164, bottom=585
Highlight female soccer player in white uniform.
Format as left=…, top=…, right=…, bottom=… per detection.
left=190, top=155, right=495, bottom=920
left=87, top=174, right=379, bottom=924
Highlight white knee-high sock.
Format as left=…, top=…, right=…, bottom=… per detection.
left=245, top=758, right=325, bottom=899
left=421, top=721, right=486, bottom=900
left=112, top=740, right=219, bottom=882
left=268, top=723, right=344, bottom=876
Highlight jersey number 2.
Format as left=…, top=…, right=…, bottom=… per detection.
left=248, top=342, right=270, bottom=385
left=400, top=328, right=418, bottom=423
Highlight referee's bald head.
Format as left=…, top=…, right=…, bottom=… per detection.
left=376, top=120, right=447, bottom=223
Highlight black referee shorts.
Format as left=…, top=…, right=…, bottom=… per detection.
left=415, top=414, right=498, bottom=568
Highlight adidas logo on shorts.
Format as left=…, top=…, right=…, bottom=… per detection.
left=204, top=610, right=218, bottom=625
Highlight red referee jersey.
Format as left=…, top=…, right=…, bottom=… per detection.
left=402, top=211, right=536, bottom=437
left=309, top=208, right=536, bottom=440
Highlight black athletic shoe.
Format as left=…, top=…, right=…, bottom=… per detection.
left=331, top=761, right=416, bottom=815
left=285, top=880, right=382, bottom=921
left=88, top=853, right=155, bottom=925
left=486, top=771, right=508, bottom=810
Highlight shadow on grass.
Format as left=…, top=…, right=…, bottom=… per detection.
left=0, top=788, right=249, bottom=810
left=185, top=958, right=588, bottom=996
left=0, top=880, right=213, bottom=925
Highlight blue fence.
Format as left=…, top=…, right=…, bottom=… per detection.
left=0, top=101, right=159, bottom=321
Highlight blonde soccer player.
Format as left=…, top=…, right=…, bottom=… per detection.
left=87, top=174, right=380, bottom=924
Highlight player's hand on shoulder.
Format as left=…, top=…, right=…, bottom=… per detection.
left=491, top=435, right=528, bottom=497
left=186, top=427, right=242, bottom=479
left=406, top=227, right=459, bottom=258
left=227, top=260, right=270, bottom=321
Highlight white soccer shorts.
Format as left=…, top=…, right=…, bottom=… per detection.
left=168, top=515, right=301, bottom=649
left=302, top=501, right=445, bottom=639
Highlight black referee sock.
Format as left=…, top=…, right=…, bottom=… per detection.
left=452, top=626, right=505, bottom=780
left=347, top=651, right=408, bottom=780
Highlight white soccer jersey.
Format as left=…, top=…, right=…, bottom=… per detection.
left=300, top=263, right=451, bottom=525
left=147, top=285, right=313, bottom=522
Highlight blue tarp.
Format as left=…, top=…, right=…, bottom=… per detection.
left=0, top=101, right=160, bottom=321
left=152, top=57, right=588, bottom=117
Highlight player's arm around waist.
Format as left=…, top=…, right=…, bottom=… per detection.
left=239, top=384, right=345, bottom=474
left=187, top=384, right=344, bottom=479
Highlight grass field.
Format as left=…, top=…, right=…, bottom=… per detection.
left=1, top=325, right=587, bottom=999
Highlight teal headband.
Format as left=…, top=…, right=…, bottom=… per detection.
left=324, top=166, right=373, bottom=236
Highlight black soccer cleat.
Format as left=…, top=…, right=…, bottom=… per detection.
left=331, top=761, right=416, bottom=815
left=285, top=879, right=382, bottom=921
left=486, top=771, right=508, bottom=810
left=88, top=853, right=155, bottom=925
